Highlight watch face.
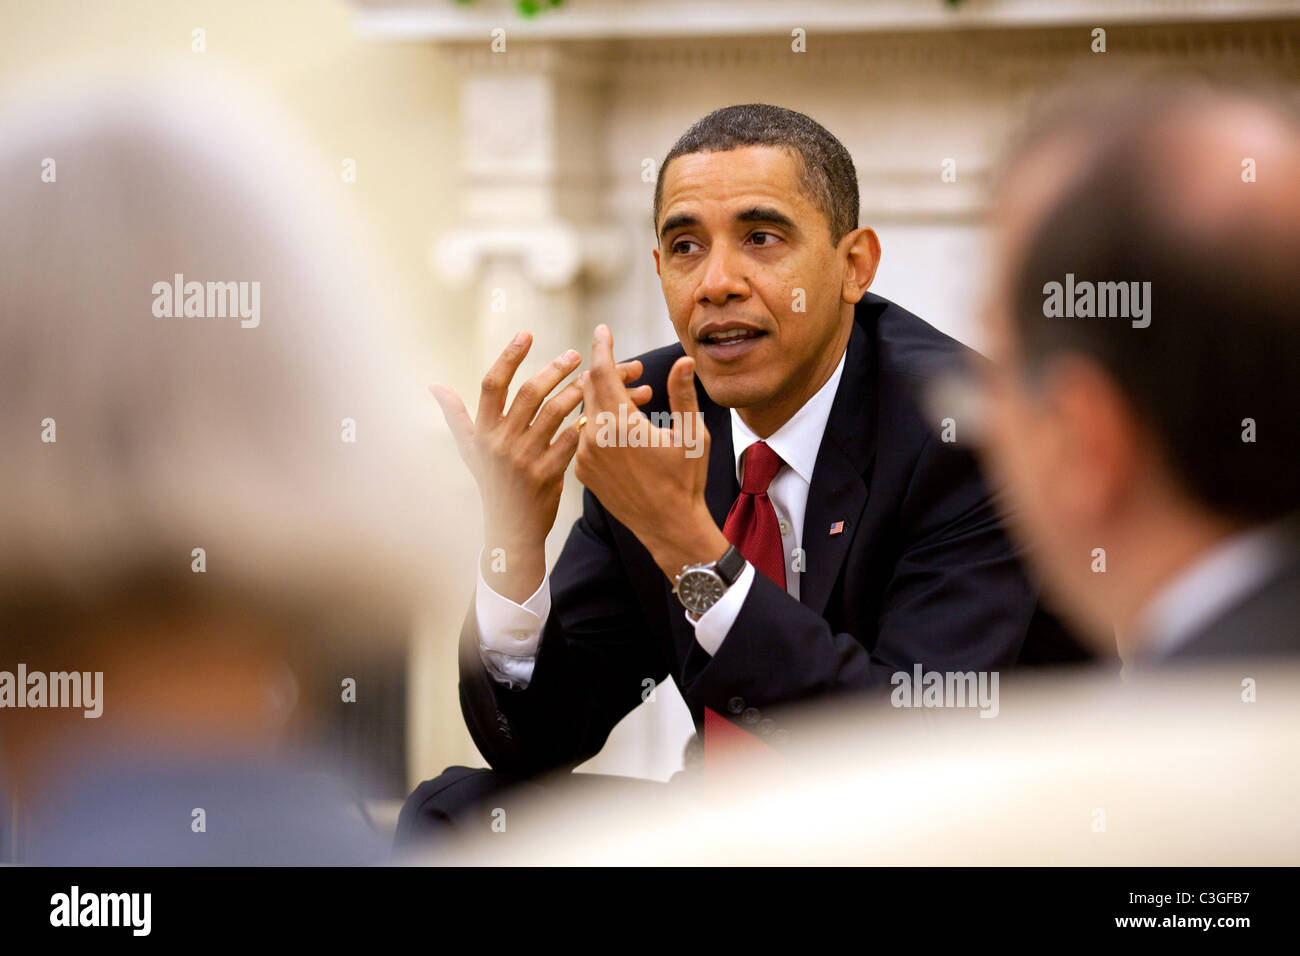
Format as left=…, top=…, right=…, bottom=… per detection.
left=676, top=569, right=726, bottom=614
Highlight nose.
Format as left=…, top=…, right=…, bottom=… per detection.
left=696, top=239, right=750, bottom=306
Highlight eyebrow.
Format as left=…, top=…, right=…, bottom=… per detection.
left=658, top=206, right=798, bottom=242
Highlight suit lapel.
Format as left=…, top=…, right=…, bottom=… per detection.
left=700, top=377, right=739, bottom=528
left=799, top=319, right=877, bottom=618
left=667, top=318, right=877, bottom=674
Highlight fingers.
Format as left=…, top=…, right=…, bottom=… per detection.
left=667, top=355, right=699, bottom=416
left=617, top=359, right=643, bottom=384
left=506, top=348, right=581, bottom=432
left=476, top=331, right=533, bottom=426
left=523, top=356, right=645, bottom=441
left=541, top=417, right=581, bottom=472
left=429, top=383, right=475, bottom=466
left=580, top=361, right=645, bottom=388
left=544, top=381, right=650, bottom=447
left=468, top=326, right=645, bottom=449
left=667, top=355, right=702, bottom=442
left=532, top=379, right=585, bottom=440
left=587, top=323, right=627, bottom=408
left=590, top=323, right=616, bottom=373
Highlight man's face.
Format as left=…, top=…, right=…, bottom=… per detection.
left=977, top=140, right=1118, bottom=645
left=979, top=227, right=1067, bottom=589
left=653, top=146, right=870, bottom=427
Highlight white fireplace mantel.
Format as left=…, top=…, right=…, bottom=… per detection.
left=354, top=0, right=1299, bottom=41
left=350, top=0, right=1298, bottom=313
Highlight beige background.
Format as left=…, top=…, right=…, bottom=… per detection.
left=7, top=1, right=1297, bottom=798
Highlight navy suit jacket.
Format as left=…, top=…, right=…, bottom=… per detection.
left=459, top=293, right=1081, bottom=776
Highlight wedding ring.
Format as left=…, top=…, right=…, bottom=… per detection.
left=575, top=414, right=589, bottom=433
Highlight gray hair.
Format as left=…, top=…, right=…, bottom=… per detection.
left=0, top=78, right=438, bottom=639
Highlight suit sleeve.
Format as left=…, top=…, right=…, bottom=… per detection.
left=677, top=431, right=1036, bottom=721
left=458, top=487, right=672, bottom=777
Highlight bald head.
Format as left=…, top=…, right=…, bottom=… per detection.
left=993, top=77, right=1300, bottom=522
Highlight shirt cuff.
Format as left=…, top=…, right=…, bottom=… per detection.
left=475, top=550, right=549, bottom=688
left=688, top=561, right=755, bottom=656
left=479, top=648, right=537, bottom=690
left=475, top=549, right=550, bottom=658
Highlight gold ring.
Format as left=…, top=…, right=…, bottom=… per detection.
left=575, top=414, right=588, bottom=433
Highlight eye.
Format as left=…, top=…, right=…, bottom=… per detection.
left=749, top=231, right=781, bottom=247
left=670, top=238, right=699, bottom=256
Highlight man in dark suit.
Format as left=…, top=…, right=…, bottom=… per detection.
left=973, top=75, right=1300, bottom=671
left=401, top=104, right=1079, bottom=847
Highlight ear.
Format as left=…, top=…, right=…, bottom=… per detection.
left=652, top=246, right=661, bottom=277
left=1039, top=356, right=1141, bottom=525
left=840, top=227, right=881, bottom=304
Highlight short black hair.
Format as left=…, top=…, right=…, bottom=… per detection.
left=652, top=103, right=859, bottom=245
left=1004, top=76, right=1300, bottom=523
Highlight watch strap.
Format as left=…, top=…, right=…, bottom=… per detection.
left=715, top=544, right=745, bottom=586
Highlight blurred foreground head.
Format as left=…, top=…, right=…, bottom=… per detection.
left=979, top=72, right=1300, bottom=659
left=0, top=76, right=435, bottom=860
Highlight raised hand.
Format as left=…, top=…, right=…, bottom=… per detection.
left=431, top=330, right=651, bottom=602
left=575, top=324, right=728, bottom=580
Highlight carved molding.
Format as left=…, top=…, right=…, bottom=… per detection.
left=352, top=0, right=1300, bottom=43
left=432, top=222, right=627, bottom=289
left=412, top=23, right=1299, bottom=77
left=355, top=1, right=1299, bottom=287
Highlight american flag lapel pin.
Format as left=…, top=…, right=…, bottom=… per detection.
left=829, top=520, right=845, bottom=536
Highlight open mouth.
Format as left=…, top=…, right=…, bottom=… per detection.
left=698, top=327, right=768, bottom=360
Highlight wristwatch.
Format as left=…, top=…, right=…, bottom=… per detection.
left=672, top=545, right=746, bottom=623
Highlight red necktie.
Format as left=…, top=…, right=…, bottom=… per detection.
left=702, top=441, right=787, bottom=768
left=722, top=441, right=787, bottom=590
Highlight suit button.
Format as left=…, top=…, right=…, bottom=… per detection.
left=742, top=707, right=760, bottom=725
left=758, top=718, right=776, bottom=737
left=727, top=696, right=745, bottom=714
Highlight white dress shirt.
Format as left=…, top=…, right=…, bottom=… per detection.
left=474, top=348, right=848, bottom=689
